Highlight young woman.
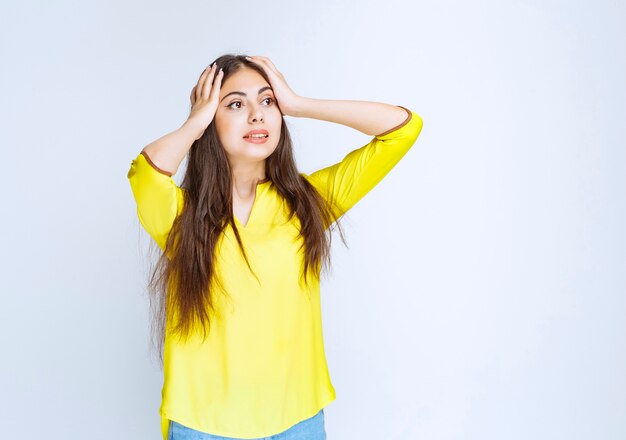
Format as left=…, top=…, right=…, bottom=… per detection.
left=127, top=54, right=423, bottom=440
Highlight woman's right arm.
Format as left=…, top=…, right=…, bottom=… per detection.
left=141, top=61, right=224, bottom=175
left=127, top=149, right=185, bottom=251
left=141, top=117, right=206, bottom=176
left=127, top=120, right=203, bottom=251
left=127, top=118, right=205, bottom=250
left=127, top=62, right=225, bottom=250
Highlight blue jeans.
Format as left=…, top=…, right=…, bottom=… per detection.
left=168, top=409, right=326, bottom=440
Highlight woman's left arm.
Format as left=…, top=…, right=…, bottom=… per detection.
left=290, top=98, right=412, bottom=137
left=245, top=56, right=424, bottom=223
left=243, top=55, right=412, bottom=136
left=301, top=105, right=422, bottom=223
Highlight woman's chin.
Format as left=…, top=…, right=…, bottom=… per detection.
left=243, top=143, right=279, bottom=158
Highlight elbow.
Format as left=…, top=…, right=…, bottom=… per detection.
left=412, top=113, right=424, bottom=141
left=402, top=112, right=423, bottom=147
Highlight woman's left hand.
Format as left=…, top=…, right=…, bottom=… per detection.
left=245, top=56, right=303, bottom=117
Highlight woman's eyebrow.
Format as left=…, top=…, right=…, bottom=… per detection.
left=220, top=86, right=273, bottom=102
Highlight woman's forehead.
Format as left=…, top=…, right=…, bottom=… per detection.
left=220, top=69, right=271, bottom=99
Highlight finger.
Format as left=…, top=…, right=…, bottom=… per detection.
left=250, top=56, right=279, bottom=75
left=201, top=65, right=220, bottom=100
left=198, top=64, right=217, bottom=101
left=253, top=56, right=272, bottom=65
left=209, top=68, right=224, bottom=102
left=195, top=65, right=212, bottom=102
left=197, top=63, right=213, bottom=84
left=263, top=59, right=280, bottom=75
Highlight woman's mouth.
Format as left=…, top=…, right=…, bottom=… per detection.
left=243, top=136, right=269, bottom=144
left=243, top=130, right=269, bottom=143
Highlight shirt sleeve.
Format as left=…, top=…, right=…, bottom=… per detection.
left=127, top=150, right=185, bottom=251
left=302, top=105, right=423, bottom=222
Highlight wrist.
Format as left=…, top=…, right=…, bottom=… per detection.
left=288, top=96, right=311, bottom=118
left=182, top=117, right=207, bottom=139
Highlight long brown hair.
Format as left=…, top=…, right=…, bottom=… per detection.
left=145, top=54, right=347, bottom=367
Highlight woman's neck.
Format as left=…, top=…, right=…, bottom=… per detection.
left=230, top=162, right=267, bottom=197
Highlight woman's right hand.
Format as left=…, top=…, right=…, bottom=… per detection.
left=188, top=63, right=224, bottom=140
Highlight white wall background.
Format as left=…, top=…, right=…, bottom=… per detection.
left=1, top=0, right=624, bottom=439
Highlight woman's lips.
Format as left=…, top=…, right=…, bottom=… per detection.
left=243, top=135, right=269, bottom=144
left=243, top=130, right=269, bottom=143
left=243, top=129, right=269, bottom=138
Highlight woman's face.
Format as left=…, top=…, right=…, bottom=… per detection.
left=215, top=68, right=282, bottom=164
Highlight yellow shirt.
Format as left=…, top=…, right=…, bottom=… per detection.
left=127, top=106, right=423, bottom=439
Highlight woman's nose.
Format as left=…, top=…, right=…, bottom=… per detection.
left=250, top=112, right=264, bottom=122
left=249, top=100, right=266, bottom=121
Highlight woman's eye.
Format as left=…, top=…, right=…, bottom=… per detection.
left=227, top=97, right=274, bottom=110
